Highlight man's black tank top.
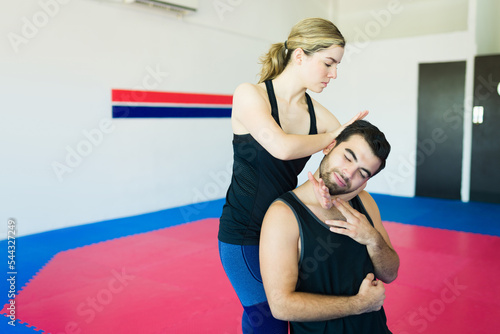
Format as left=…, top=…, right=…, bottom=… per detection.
left=218, top=80, right=318, bottom=245
left=278, top=191, right=392, bottom=334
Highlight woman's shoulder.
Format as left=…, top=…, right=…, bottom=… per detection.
left=232, top=82, right=269, bottom=109
left=234, top=82, right=267, bottom=98
left=307, top=96, right=341, bottom=133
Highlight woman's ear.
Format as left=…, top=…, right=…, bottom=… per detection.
left=292, top=48, right=305, bottom=65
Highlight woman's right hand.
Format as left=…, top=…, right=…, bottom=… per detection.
left=328, top=110, right=369, bottom=141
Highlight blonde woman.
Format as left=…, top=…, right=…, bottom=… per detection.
left=218, top=18, right=367, bottom=333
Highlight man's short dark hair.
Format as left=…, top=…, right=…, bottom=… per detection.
left=335, top=120, right=391, bottom=176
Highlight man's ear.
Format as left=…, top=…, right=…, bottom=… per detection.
left=323, top=140, right=336, bottom=155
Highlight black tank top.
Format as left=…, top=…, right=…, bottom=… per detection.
left=218, top=80, right=318, bottom=245
left=278, top=191, right=392, bottom=334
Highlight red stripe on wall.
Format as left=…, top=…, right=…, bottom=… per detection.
left=112, top=89, right=233, bottom=105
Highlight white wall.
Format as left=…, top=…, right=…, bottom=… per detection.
left=0, top=0, right=333, bottom=238
left=333, top=0, right=469, bottom=41
left=476, top=0, right=500, bottom=55
left=301, top=31, right=475, bottom=197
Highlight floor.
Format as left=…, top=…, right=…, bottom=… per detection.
left=1, top=195, right=499, bottom=333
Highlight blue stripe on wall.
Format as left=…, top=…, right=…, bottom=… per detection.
left=112, top=106, right=232, bottom=118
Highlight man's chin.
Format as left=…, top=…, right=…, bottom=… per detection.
left=329, top=188, right=349, bottom=196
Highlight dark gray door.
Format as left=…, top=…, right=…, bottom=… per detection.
left=416, top=61, right=466, bottom=200
left=470, top=54, right=500, bottom=203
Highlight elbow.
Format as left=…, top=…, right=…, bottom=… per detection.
left=263, top=136, right=296, bottom=160
left=267, top=295, right=293, bottom=321
left=381, top=259, right=400, bottom=284
left=389, top=256, right=401, bottom=283
left=269, top=307, right=288, bottom=321
left=268, top=147, right=294, bottom=161
left=381, top=271, right=398, bottom=284
left=267, top=300, right=287, bottom=321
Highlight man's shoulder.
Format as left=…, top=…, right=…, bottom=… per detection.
left=358, top=191, right=377, bottom=210
left=268, top=194, right=297, bottom=217
left=262, top=194, right=301, bottom=239
left=357, top=190, right=381, bottom=224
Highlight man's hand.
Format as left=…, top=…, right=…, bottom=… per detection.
left=327, top=195, right=400, bottom=283
left=356, top=273, right=385, bottom=314
left=325, top=197, right=379, bottom=246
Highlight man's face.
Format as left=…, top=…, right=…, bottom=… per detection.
left=319, top=134, right=382, bottom=196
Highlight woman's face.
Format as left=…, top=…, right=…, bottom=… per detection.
left=300, top=45, right=344, bottom=93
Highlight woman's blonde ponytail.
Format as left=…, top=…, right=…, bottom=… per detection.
left=258, top=42, right=290, bottom=84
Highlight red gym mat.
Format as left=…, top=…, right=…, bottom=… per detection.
left=2, top=219, right=242, bottom=334
left=383, top=222, right=500, bottom=334
left=2, top=219, right=499, bottom=333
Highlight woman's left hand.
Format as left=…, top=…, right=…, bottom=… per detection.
left=308, top=172, right=334, bottom=209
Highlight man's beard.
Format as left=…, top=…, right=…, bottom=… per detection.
left=319, top=156, right=351, bottom=196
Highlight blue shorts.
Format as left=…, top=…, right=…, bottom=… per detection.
left=218, top=240, right=288, bottom=334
